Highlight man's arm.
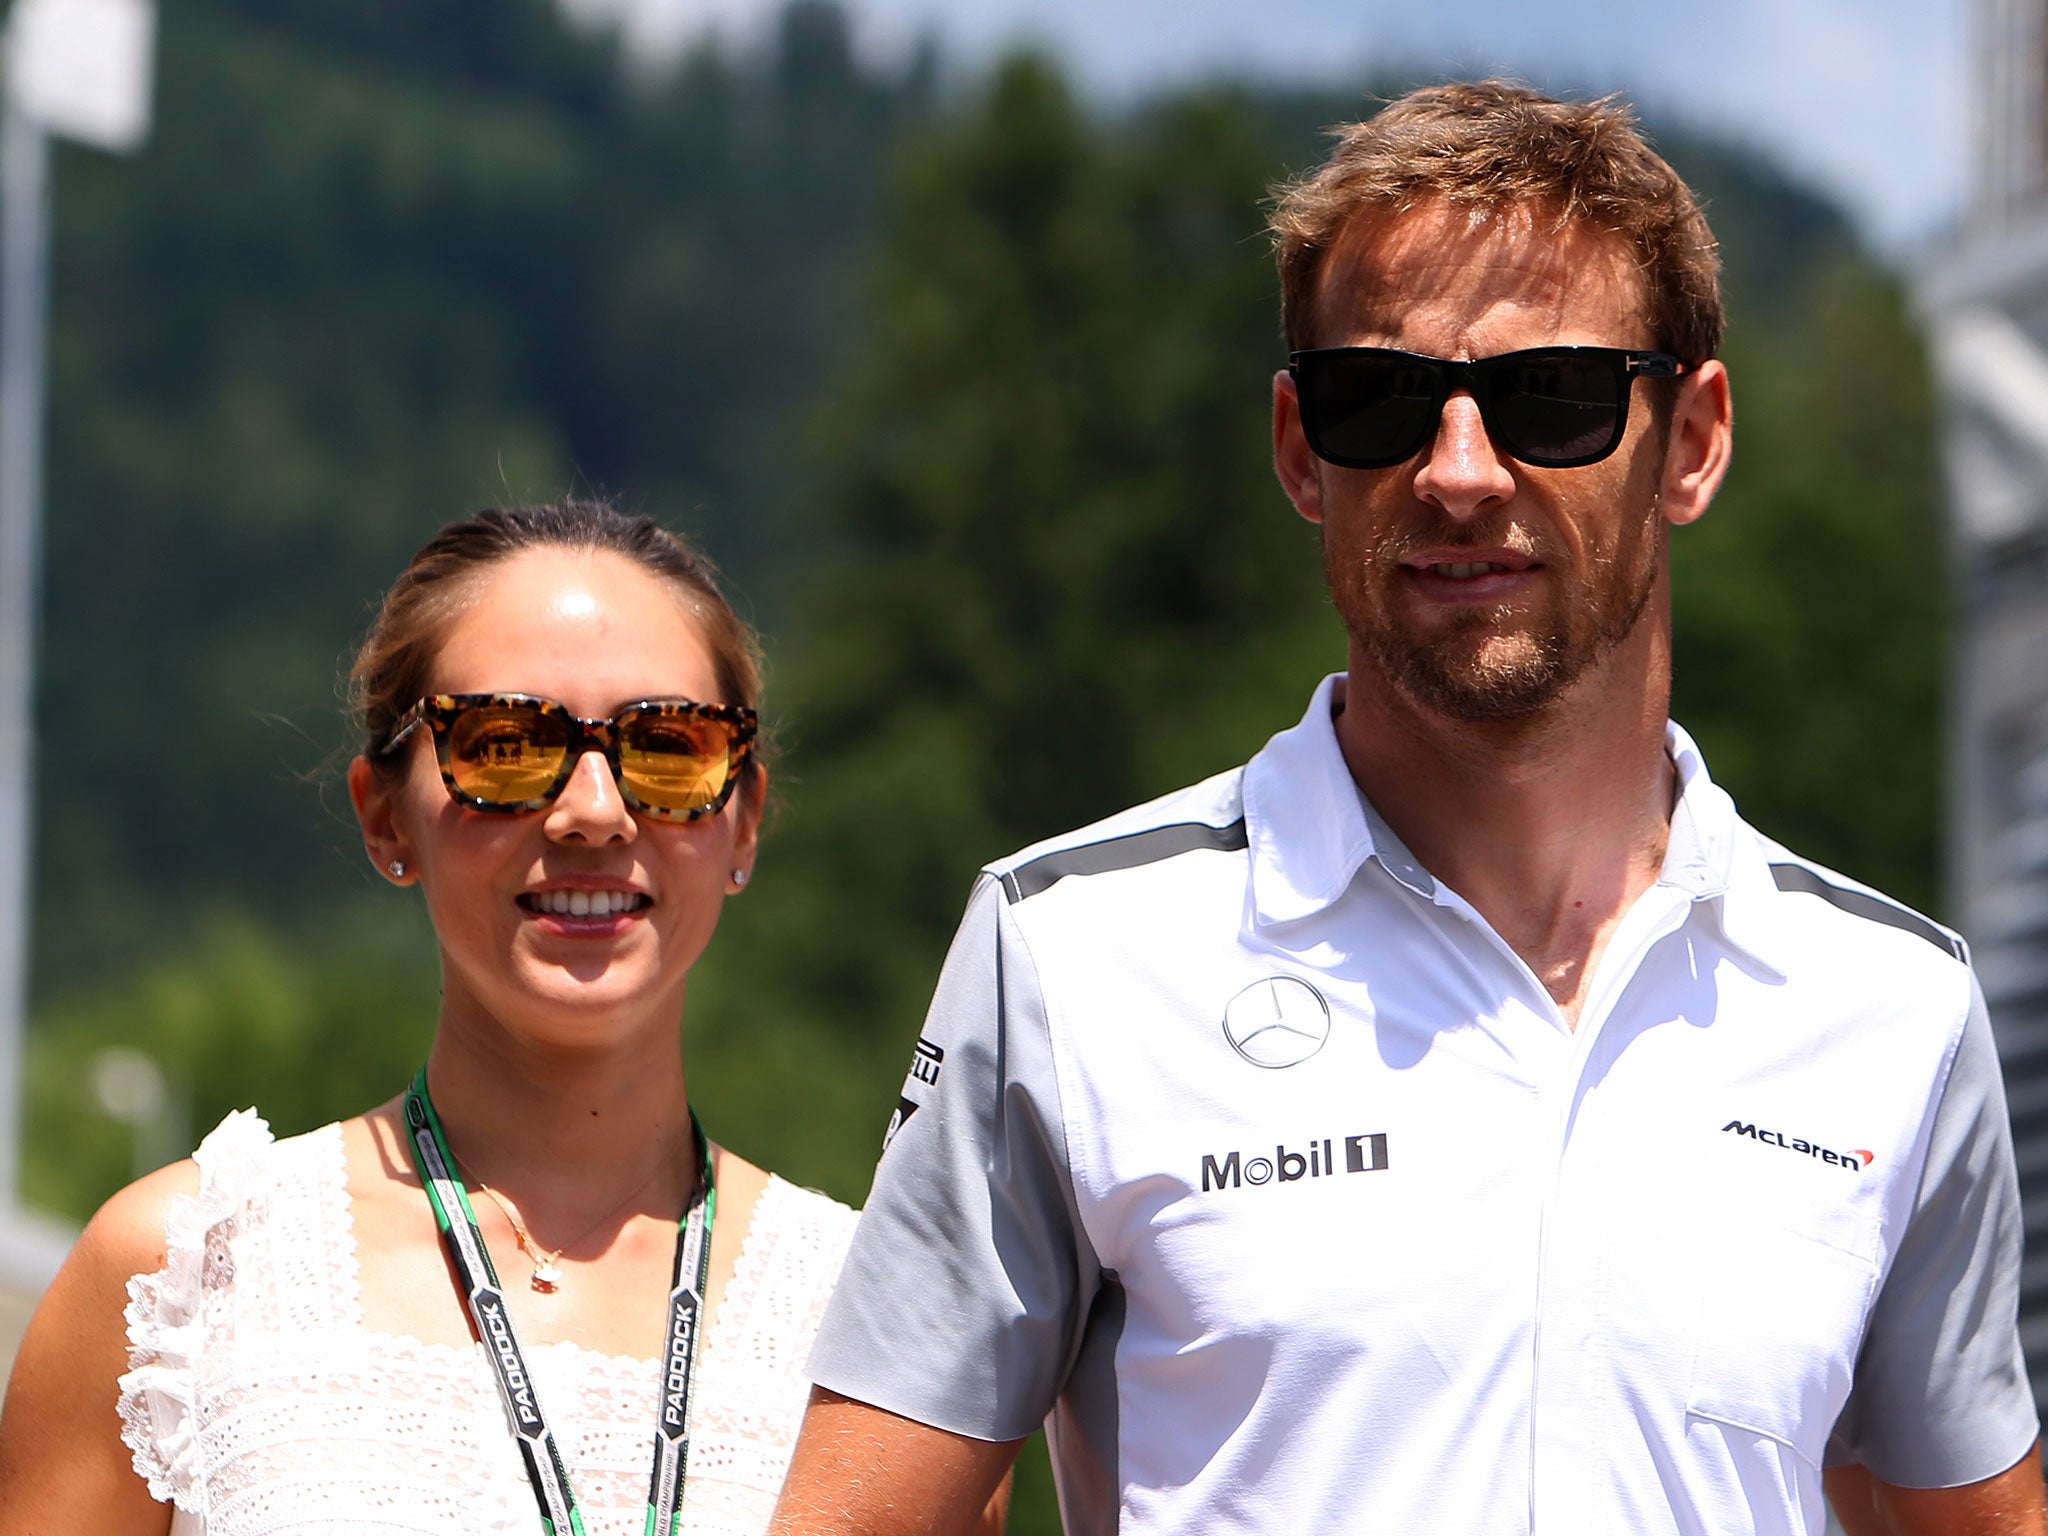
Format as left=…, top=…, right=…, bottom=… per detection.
left=1827, top=980, right=2040, bottom=1497
left=798, top=878, right=1090, bottom=1527
left=1827, top=1444, right=2048, bottom=1536
left=770, top=1389, right=1024, bottom=1536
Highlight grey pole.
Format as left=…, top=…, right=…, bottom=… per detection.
left=0, top=102, right=50, bottom=1215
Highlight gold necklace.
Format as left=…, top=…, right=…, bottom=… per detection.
left=466, top=1177, right=569, bottom=1292
left=451, top=1152, right=683, bottom=1295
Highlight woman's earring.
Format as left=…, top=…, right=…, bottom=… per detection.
left=732, top=868, right=748, bottom=887
left=388, top=860, right=407, bottom=880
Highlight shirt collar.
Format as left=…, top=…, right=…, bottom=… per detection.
left=1661, top=723, right=1786, bottom=978
left=1243, top=675, right=1380, bottom=927
left=1661, top=721, right=1734, bottom=898
left=1244, top=680, right=1780, bottom=975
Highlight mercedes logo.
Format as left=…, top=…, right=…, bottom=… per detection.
left=1222, top=976, right=1331, bottom=1068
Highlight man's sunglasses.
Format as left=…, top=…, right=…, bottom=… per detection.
left=1287, top=345, right=1692, bottom=470
left=381, top=693, right=757, bottom=821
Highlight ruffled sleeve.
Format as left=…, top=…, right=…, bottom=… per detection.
left=116, top=1108, right=274, bottom=1511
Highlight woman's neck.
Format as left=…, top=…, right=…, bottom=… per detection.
left=416, top=1013, right=701, bottom=1227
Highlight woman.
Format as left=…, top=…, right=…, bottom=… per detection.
left=0, top=501, right=904, bottom=1534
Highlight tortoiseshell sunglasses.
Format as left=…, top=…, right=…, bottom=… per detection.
left=380, top=693, right=757, bottom=821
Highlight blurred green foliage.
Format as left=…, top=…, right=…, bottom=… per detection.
left=19, top=6, right=1944, bottom=1531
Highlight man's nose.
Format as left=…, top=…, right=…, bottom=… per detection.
left=1410, top=392, right=1516, bottom=518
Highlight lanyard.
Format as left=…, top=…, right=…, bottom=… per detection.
left=402, top=1068, right=716, bottom=1536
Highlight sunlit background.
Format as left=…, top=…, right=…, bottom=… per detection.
left=0, top=2, right=2024, bottom=1528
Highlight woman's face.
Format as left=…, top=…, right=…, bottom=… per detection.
left=349, top=546, right=761, bottom=1054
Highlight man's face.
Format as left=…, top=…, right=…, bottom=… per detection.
left=1278, top=203, right=1690, bottom=722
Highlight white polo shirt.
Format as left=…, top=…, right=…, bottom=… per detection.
left=810, top=675, right=2037, bottom=1536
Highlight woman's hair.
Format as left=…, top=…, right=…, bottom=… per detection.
left=350, top=500, right=765, bottom=792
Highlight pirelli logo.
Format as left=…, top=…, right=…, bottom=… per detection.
left=1200, top=1133, right=1388, bottom=1192
left=1722, top=1118, right=1873, bottom=1172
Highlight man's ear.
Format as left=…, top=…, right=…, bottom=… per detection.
left=348, top=755, right=415, bottom=884
left=1274, top=369, right=1327, bottom=525
left=1659, top=359, right=1732, bottom=528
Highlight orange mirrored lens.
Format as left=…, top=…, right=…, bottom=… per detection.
left=446, top=703, right=570, bottom=803
left=618, top=711, right=734, bottom=813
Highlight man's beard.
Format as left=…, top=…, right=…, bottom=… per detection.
left=1327, top=510, right=1660, bottom=722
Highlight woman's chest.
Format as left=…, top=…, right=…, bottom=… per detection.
left=187, top=1325, right=670, bottom=1534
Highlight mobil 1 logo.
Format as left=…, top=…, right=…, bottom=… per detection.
left=1200, top=1132, right=1389, bottom=1193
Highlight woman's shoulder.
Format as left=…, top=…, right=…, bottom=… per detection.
left=758, top=1171, right=859, bottom=1235
left=69, top=1156, right=202, bottom=1300
left=78, top=1108, right=293, bottom=1280
left=740, top=1161, right=861, bottom=1287
left=716, top=1146, right=857, bottom=1243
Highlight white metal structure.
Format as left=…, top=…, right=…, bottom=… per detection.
left=0, top=0, right=155, bottom=1296
left=1923, top=0, right=2048, bottom=1417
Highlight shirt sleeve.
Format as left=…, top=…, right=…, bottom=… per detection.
left=807, top=873, right=1099, bottom=1442
left=1826, top=975, right=2040, bottom=1485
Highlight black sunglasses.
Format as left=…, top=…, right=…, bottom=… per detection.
left=1288, top=345, right=1691, bottom=470
left=381, top=693, right=757, bottom=821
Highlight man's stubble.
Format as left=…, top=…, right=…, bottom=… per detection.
left=1324, top=493, right=1665, bottom=723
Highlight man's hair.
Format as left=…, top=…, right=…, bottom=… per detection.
left=1269, top=80, right=1722, bottom=362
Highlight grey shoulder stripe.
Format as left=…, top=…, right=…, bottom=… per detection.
left=1769, top=862, right=1965, bottom=961
left=1002, top=819, right=1249, bottom=904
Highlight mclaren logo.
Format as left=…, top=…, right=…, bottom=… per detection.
left=1222, top=976, right=1331, bottom=1068
left=1722, top=1118, right=1873, bottom=1172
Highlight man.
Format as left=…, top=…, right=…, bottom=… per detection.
left=771, top=82, right=2047, bottom=1534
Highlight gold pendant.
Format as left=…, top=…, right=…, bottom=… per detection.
left=531, top=1262, right=562, bottom=1294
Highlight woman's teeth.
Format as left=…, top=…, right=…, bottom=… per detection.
left=525, top=890, right=648, bottom=917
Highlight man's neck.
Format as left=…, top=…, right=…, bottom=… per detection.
left=1334, top=636, right=1678, bottom=1028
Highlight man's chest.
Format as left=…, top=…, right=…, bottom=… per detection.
left=1035, top=914, right=1913, bottom=1469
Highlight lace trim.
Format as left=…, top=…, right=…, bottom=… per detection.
left=117, top=1108, right=276, bottom=1512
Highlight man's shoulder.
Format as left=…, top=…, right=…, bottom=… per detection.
left=1746, top=835, right=1970, bottom=974
left=987, top=764, right=1248, bottom=907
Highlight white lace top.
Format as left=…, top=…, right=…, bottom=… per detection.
left=117, top=1110, right=859, bottom=1535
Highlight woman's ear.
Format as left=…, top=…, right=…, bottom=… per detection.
left=348, top=756, right=415, bottom=885
left=726, top=763, right=766, bottom=894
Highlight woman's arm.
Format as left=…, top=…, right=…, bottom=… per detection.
left=0, top=1160, right=197, bottom=1535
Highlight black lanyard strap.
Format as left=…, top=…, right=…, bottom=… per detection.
left=403, top=1068, right=716, bottom=1536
